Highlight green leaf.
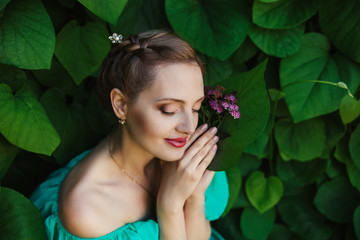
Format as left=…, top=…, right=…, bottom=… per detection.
left=0, top=83, right=60, bottom=155
left=319, top=0, right=360, bottom=63
left=252, top=0, right=319, bottom=29
left=209, top=60, right=270, bottom=170
left=274, top=118, right=326, bottom=161
left=222, top=166, right=242, bottom=217
left=240, top=207, right=276, bottom=240
left=248, top=23, right=304, bottom=58
left=354, top=206, right=360, bottom=239
left=339, top=95, right=360, bottom=124
left=0, top=135, right=18, bottom=181
left=0, top=0, right=55, bottom=69
left=54, top=20, right=111, bottom=85
left=112, top=0, right=169, bottom=36
left=278, top=196, right=332, bottom=240
left=165, top=0, right=249, bottom=60
left=245, top=171, right=283, bottom=214
left=281, top=34, right=360, bottom=122
left=314, top=177, right=359, bottom=223
left=276, top=157, right=327, bottom=186
left=0, top=0, right=11, bottom=11
left=77, top=0, right=127, bottom=25
left=346, top=161, right=360, bottom=192
left=40, top=88, right=95, bottom=165
left=0, top=188, right=46, bottom=239
left=349, top=123, right=360, bottom=169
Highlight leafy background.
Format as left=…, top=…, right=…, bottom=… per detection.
left=0, top=0, right=360, bottom=239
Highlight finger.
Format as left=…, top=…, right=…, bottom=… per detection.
left=183, top=127, right=218, bottom=162
left=197, top=144, right=217, bottom=173
left=189, top=135, right=218, bottom=169
left=200, top=170, right=215, bottom=188
left=185, top=123, right=208, bottom=149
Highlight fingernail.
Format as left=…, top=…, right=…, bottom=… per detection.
left=210, top=127, right=217, bottom=134
left=212, top=145, right=217, bottom=151
left=213, top=136, right=219, bottom=142
left=201, top=123, right=208, bottom=130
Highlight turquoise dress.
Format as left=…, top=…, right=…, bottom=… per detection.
left=30, top=148, right=229, bottom=240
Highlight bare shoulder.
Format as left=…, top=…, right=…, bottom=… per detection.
left=59, top=178, right=129, bottom=238
left=58, top=145, right=130, bottom=238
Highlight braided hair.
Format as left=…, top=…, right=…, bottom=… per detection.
left=97, top=30, right=204, bottom=114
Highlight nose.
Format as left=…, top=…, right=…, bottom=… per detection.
left=176, top=111, right=196, bottom=136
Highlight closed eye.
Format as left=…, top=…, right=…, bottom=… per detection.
left=160, top=108, right=175, bottom=116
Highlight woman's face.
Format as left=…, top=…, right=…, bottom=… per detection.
left=125, top=63, right=204, bottom=161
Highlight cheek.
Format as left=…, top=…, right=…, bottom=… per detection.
left=128, top=108, right=168, bottom=140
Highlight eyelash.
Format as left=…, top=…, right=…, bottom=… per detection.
left=160, top=109, right=199, bottom=116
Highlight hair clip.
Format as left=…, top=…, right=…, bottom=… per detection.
left=109, top=33, right=123, bottom=43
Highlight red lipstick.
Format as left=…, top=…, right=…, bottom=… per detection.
left=165, top=137, right=187, bottom=148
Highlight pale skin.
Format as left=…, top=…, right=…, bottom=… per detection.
left=58, top=63, right=218, bottom=239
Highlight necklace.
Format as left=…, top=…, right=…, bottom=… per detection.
left=108, top=135, right=155, bottom=199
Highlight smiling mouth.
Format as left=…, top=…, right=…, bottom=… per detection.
left=165, top=137, right=187, bottom=148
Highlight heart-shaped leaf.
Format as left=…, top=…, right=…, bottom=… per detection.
left=240, top=207, right=276, bottom=240
left=319, top=0, right=360, bottom=63
left=0, top=83, right=60, bottom=155
left=0, top=188, right=46, bottom=239
left=165, top=0, right=249, bottom=60
left=275, top=118, right=326, bottom=161
left=339, top=95, right=360, bottom=124
left=0, top=0, right=55, bottom=69
left=54, top=20, right=110, bottom=85
left=245, top=171, right=283, bottom=213
left=349, top=123, right=360, bottom=169
left=77, top=0, right=127, bottom=25
left=252, top=0, right=319, bottom=29
left=209, top=60, right=270, bottom=170
left=248, top=23, right=304, bottom=58
left=280, top=33, right=360, bottom=122
left=314, top=177, right=359, bottom=223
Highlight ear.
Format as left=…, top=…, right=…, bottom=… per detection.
left=110, top=88, right=128, bottom=120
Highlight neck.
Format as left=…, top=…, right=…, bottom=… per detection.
left=108, top=126, right=158, bottom=184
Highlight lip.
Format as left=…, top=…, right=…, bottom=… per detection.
left=165, top=137, right=187, bottom=148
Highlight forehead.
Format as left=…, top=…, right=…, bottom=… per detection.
left=141, top=63, right=204, bottom=101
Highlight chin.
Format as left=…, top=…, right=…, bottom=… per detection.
left=155, top=148, right=186, bottom=162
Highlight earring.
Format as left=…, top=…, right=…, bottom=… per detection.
left=119, top=119, right=126, bottom=125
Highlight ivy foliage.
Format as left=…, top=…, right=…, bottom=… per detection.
left=0, top=0, right=359, bottom=239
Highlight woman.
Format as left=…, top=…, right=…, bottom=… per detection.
left=31, top=30, right=229, bottom=239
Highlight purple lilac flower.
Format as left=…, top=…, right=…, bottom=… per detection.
left=230, top=110, right=240, bottom=119
left=222, top=101, right=230, bottom=109
left=205, top=85, right=240, bottom=120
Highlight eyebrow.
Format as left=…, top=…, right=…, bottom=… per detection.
left=156, top=96, right=205, bottom=103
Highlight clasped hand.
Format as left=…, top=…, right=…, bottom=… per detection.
left=157, top=124, right=219, bottom=212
